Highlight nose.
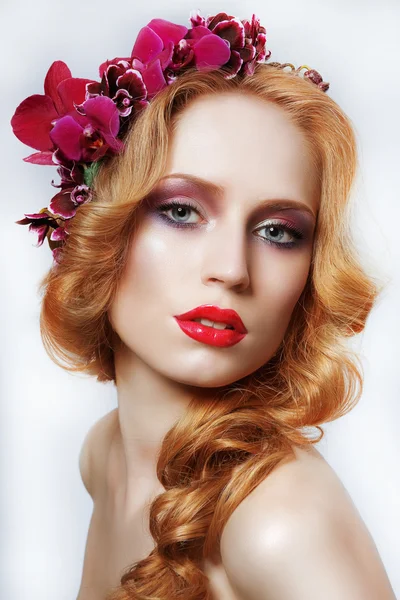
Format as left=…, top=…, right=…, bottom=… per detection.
left=200, top=219, right=250, bottom=292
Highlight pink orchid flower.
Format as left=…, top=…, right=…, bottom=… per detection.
left=11, top=61, right=97, bottom=164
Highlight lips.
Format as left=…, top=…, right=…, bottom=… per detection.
left=174, top=304, right=247, bottom=334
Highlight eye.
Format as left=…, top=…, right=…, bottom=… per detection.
left=156, top=199, right=202, bottom=227
left=155, top=200, right=306, bottom=250
left=254, top=221, right=304, bottom=248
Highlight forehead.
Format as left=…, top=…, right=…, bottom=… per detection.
left=165, top=93, right=319, bottom=213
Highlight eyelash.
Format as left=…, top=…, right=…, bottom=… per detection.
left=155, top=199, right=305, bottom=250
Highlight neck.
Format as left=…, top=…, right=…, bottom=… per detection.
left=112, top=343, right=215, bottom=508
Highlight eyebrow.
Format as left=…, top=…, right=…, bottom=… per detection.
left=157, top=172, right=317, bottom=222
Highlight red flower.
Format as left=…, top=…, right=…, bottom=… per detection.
left=187, top=10, right=271, bottom=78
left=49, top=96, right=123, bottom=162
left=11, top=61, right=96, bottom=164
left=11, top=10, right=329, bottom=263
left=15, top=208, right=66, bottom=247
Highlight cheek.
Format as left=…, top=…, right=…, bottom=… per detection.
left=109, top=223, right=191, bottom=333
left=277, top=259, right=310, bottom=306
left=257, top=252, right=311, bottom=327
left=107, top=230, right=174, bottom=361
left=124, top=225, right=178, bottom=297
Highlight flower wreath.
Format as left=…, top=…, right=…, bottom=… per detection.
left=11, top=9, right=329, bottom=264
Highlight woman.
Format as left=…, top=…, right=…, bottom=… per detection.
left=11, top=10, right=396, bottom=600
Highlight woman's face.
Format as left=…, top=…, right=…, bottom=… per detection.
left=109, top=92, right=319, bottom=387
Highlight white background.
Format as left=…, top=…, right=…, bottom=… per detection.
left=1, top=0, right=399, bottom=598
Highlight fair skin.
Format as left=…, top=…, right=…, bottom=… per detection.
left=77, top=92, right=396, bottom=599
left=107, top=92, right=319, bottom=511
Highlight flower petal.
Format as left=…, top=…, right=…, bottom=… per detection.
left=81, top=96, right=120, bottom=136
left=170, top=39, right=194, bottom=70
left=16, top=210, right=51, bottom=222
left=11, top=94, right=58, bottom=151
left=207, top=12, right=235, bottom=30
left=193, top=35, right=231, bottom=71
left=113, top=89, right=134, bottom=117
left=16, top=209, right=58, bottom=246
left=156, top=41, right=175, bottom=70
left=304, top=69, right=322, bottom=85
left=89, top=142, right=116, bottom=161
left=57, top=77, right=97, bottom=114
left=141, top=60, right=167, bottom=98
left=131, top=25, right=164, bottom=64
left=212, top=18, right=245, bottom=49
left=71, top=184, right=93, bottom=206
left=50, top=226, right=67, bottom=241
left=146, top=18, right=188, bottom=45
left=189, top=8, right=206, bottom=28
left=187, top=25, right=212, bottom=41
left=44, top=61, right=72, bottom=114
left=52, top=246, right=64, bottom=263
left=239, top=42, right=256, bottom=63
left=243, top=59, right=256, bottom=76
left=104, top=61, right=133, bottom=97
left=99, top=57, right=131, bottom=79
left=220, top=50, right=243, bottom=79
left=49, top=188, right=78, bottom=218
left=131, top=58, right=145, bottom=71
left=49, top=115, right=84, bottom=161
left=23, top=151, right=55, bottom=165
left=256, top=33, right=269, bottom=62
left=30, top=223, right=49, bottom=246
left=86, top=80, right=103, bottom=98
left=116, top=69, right=147, bottom=100
left=78, top=96, right=124, bottom=154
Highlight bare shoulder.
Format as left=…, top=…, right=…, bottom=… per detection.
left=79, top=408, right=119, bottom=498
left=220, top=445, right=396, bottom=600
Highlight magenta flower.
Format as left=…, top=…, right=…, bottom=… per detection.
left=48, top=183, right=93, bottom=219
left=92, top=18, right=190, bottom=105
left=49, top=95, right=124, bottom=162
left=139, top=14, right=233, bottom=77
left=11, top=61, right=96, bottom=165
left=188, top=11, right=271, bottom=78
left=129, top=18, right=191, bottom=94
left=87, top=62, right=150, bottom=119
left=303, top=69, right=330, bottom=92
left=12, top=10, right=329, bottom=263
left=82, top=12, right=270, bottom=125
left=241, top=13, right=271, bottom=75
left=15, top=209, right=67, bottom=247
left=50, top=148, right=85, bottom=189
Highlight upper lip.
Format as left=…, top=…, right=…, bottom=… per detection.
left=175, top=304, right=247, bottom=334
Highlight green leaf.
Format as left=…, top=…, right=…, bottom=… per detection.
left=83, top=160, right=102, bottom=187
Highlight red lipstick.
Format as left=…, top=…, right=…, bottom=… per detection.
left=174, top=304, right=247, bottom=348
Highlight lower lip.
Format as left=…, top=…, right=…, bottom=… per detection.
left=174, top=318, right=247, bottom=347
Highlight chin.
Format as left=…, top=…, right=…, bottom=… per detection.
left=163, top=363, right=256, bottom=389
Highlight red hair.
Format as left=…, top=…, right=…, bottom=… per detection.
left=37, top=63, right=385, bottom=599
